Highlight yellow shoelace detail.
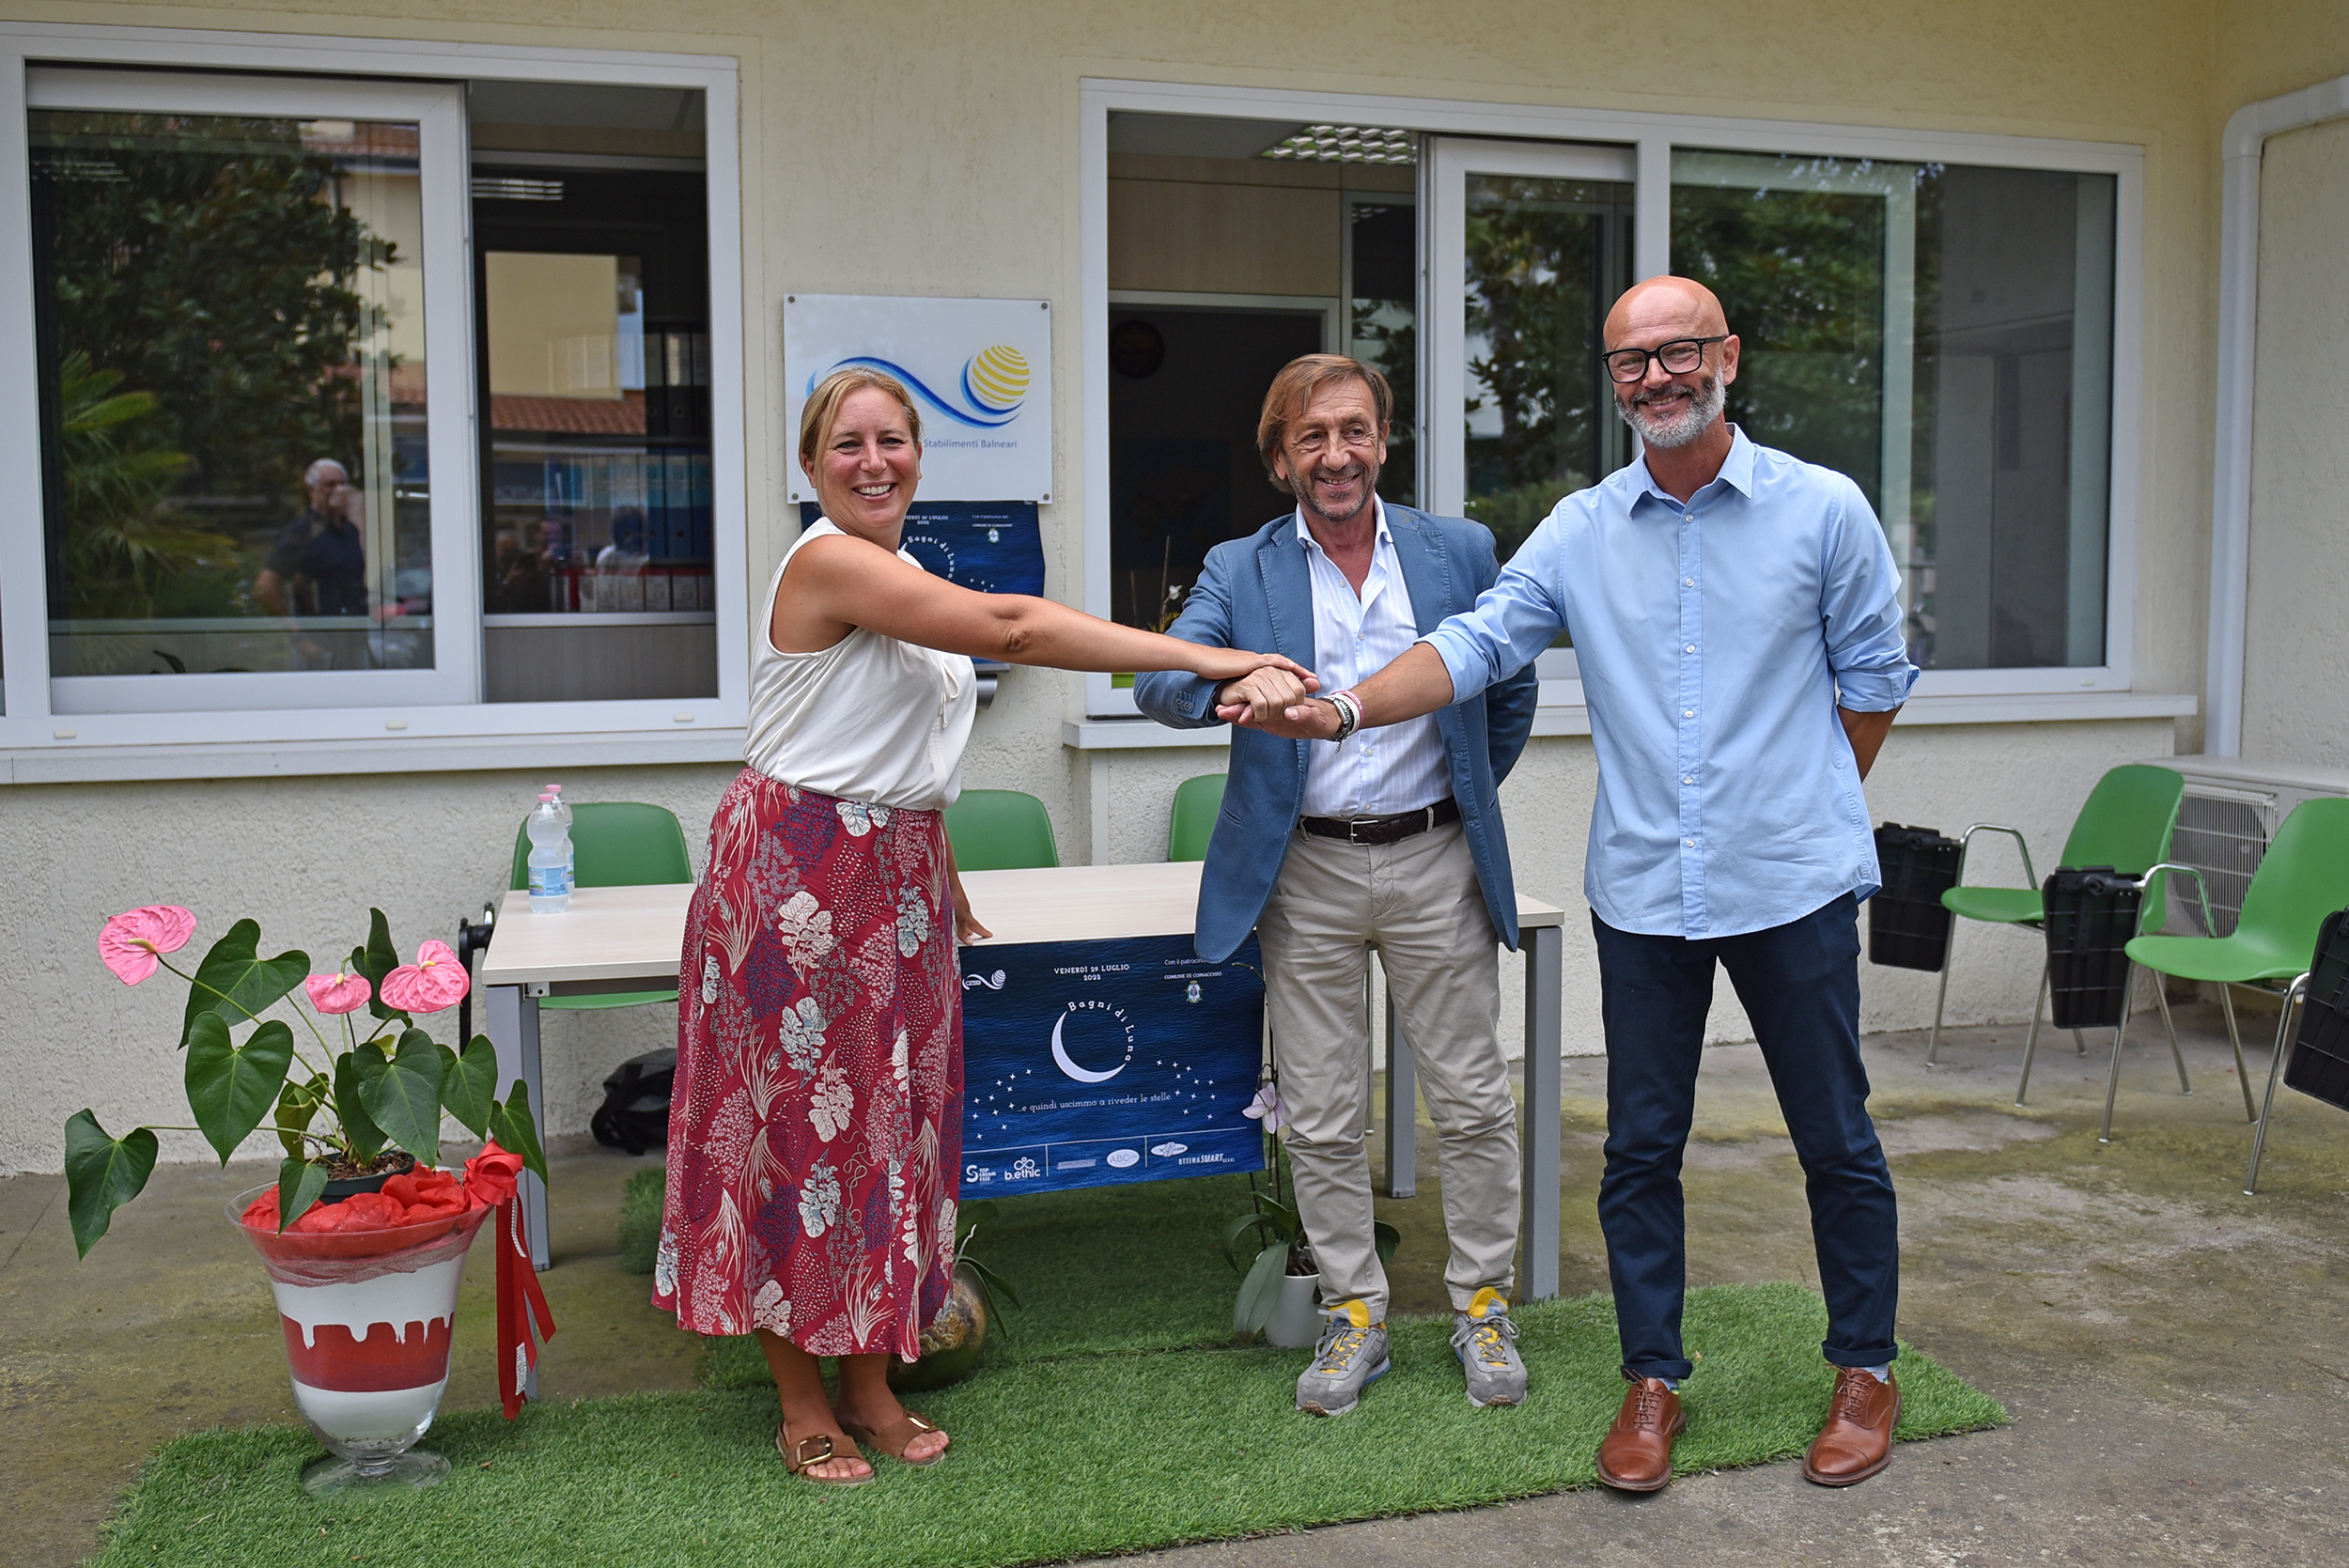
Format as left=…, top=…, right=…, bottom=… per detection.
left=1316, top=1327, right=1369, bottom=1373
left=1469, top=1321, right=1510, bottom=1368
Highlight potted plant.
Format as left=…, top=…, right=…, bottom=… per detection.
left=887, top=1197, right=1022, bottom=1391
left=1220, top=1080, right=1398, bottom=1349
left=69, top=904, right=552, bottom=1493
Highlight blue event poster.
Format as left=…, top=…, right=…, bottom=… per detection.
left=799, top=500, right=1044, bottom=597
left=958, top=935, right=1266, bottom=1197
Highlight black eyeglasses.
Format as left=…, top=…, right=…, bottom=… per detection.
left=1603, top=335, right=1728, bottom=383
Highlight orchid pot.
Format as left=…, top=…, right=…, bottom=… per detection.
left=1221, top=1080, right=1399, bottom=1344
left=887, top=1200, right=1020, bottom=1392
left=1264, top=1270, right=1326, bottom=1350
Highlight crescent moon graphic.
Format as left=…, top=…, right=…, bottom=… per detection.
left=1050, top=1014, right=1127, bottom=1083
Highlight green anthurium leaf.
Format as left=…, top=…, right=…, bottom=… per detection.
left=440, top=1034, right=499, bottom=1139
left=276, top=1156, right=329, bottom=1232
left=358, top=1029, right=445, bottom=1165
left=179, top=920, right=308, bottom=1047
left=1234, top=1241, right=1289, bottom=1334
left=354, top=908, right=407, bottom=1023
left=334, top=1048, right=388, bottom=1163
left=62, top=1110, right=158, bottom=1259
left=274, top=1073, right=327, bottom=1161
left=489, top=1079, right=549, bottom=1187
left=184, top=1014, right=295, bottom=1166
left=1373, top=1219, right=1402, bottom=1268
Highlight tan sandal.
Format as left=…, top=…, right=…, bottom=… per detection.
left=838, top=1410, right=948, bottom=1467
left=777, top=1421, right=875, bottom=1486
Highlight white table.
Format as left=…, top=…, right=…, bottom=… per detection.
left=477, top=862, right=1569, bottom=1296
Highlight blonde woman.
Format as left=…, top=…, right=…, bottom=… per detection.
left=654, top=366, right=1310, bottom=1484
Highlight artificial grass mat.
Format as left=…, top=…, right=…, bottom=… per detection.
left=101, top=1174, right=2004, bottom=1567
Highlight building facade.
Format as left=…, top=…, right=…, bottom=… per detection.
left=2, top=0, right=2344, bottom=1173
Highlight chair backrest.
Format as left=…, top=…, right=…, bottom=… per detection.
left=2234, top=797, right=2349, bottom=959
left=2061, top=764, right=2186, bottom=929
left=1167, top=772, right=1227, bottom=862
left=509, top=800, right=692, bottom=891
left=943, top=788, right=1059, bottom=871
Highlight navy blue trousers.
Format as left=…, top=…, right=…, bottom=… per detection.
left=1592, top=893, right=1900, bottom=1381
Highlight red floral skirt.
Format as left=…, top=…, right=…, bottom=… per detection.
left=654, top=769, right=962, bottom=1358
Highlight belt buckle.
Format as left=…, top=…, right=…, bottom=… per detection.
left=1347, top=816, right=1368, bottom=846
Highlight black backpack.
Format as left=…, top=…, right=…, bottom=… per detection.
left=590, top=1048, right=675, bottom=1156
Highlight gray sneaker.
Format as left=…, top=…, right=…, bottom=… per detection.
left=1452, top=1287, right=1527, bottom=1407
left=1296, top=1298, right=1390, bottom=1416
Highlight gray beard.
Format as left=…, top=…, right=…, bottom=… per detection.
left=1615, top=371, right=1727, bottom=449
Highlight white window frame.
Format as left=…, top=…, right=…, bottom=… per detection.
left=0, top=22, right=748, bottom=773
left=1078, top=77, right=2146, bottom=721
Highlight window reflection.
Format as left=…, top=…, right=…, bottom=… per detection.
left=30, top=108, right=429, bottom=676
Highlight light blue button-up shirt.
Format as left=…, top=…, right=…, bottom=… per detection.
left=1423, top=427, right=1918, bottom=939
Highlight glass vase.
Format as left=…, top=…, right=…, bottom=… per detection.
left=227, top=1186, right=492, bottom=1495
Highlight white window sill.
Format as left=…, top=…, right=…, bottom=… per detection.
left=1063, top=691, right=2198, bottom=752
left=0, top=726, right=749, bottom=784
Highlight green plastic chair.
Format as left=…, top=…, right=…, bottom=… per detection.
left=943, top=789, right=1059, bottom=871
left=1167, top=773, right=1226, bottom=862
left=2121, top=797, right=2349, bottom=1146
left=508, top=800, right=693, bottom=1011
left=1928, top=764, right=2185, bottom=1096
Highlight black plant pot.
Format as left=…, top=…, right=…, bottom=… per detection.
left=319, top=1152, right=418, bottom=1205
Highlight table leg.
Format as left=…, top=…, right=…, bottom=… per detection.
left=484, top=985, right=553, bottom=1273
left=1383, top=987, right=1418, bottom=1199
left=1519, top=924, right=1563, bottom=1302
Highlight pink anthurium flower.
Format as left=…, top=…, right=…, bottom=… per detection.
left=379, top=939, right=469, bottom=1014
left=98, top=906, right=195, bottom=986
left=304, top=970, right=373, bottom=1014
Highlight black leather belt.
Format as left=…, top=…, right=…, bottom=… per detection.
left=1299, top=797, right=1460, bottom=846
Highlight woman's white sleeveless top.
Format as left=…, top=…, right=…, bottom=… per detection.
left=744, top=519, right=976, bottom=811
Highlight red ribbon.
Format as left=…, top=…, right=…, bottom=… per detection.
left=463, top=1144, right=556, bottom=1420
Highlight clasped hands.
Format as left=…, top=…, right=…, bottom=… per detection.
left=1210, top=663, right=1343, bottom=740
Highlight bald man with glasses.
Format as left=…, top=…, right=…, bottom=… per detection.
left=1231, top=278, right=1918, bottom=1490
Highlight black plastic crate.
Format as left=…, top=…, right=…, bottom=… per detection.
left=2283, top=908, right=2349, bottom=1111
left=2043, top=866, right=2142, bottom=1030
left=1870, top=823, right=1963, bottom=970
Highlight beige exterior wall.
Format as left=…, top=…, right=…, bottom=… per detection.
left=9, top=0, right=2349, bottom=1173
left=2241, top=116, right=2349, bottom=768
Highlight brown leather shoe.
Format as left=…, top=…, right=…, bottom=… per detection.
left=1802, top=1367, right=1900, bottom=1486
left=1595, top=1376, right=1684, bottom=1492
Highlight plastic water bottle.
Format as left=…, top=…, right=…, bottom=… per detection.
left=545, top=784, right=575, bottom=887
left=526, top=790, right=573, bottom=912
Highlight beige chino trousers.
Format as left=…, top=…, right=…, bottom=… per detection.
left=1255, top=818, right=1520, bottom=1323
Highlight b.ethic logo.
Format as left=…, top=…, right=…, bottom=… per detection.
left=815, top=346, right=1031, bottom=429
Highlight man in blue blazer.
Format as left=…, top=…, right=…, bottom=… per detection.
left=1138, top=354, right=1539, bottom=1416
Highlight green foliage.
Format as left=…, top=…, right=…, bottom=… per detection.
left=352, top=908, right=408, bottom=1025
left=275, top=1157, right=328, bottom=1232
left=334, top=1048, right=389, bottom=1164
left=490, top=1080, right=550, bottom=1188
left=179, top=921, right=308, bottom=1047
left=1461, top=175, right=1630, bottom=529
left=36, top=111, right=371, bottom=516
left=183, top=1014, right=294, bottom=1166
left=52, top=350, right=237, bottom=618
left=951, top=1199, right=1022, bottom=1340
left=1672, top=163, right=1891, bottom=508
left=357, top=1030, right=447, bottom=1167
left=440, top=1037, right=501, bottom=1138
left=63, top=1110, right=158, bottom=1258
left=273, top=1073, right=327, bottom=1161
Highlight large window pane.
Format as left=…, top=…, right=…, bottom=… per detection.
left=1672, top=151, right=2115, bottom=671
left=1462, top=173, right=1634, bottom=560
left=471, top=84, right=715, bottom=703
left=31, top=108, right=429, bottom=676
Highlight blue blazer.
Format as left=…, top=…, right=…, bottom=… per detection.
left=1136, top=505, right=1540, bottom=963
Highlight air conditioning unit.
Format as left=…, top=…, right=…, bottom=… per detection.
left=2140, top=755, right=2349, bottom=935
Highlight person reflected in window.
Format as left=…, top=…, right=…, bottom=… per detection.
left=489, top=517, right=555, bottom=613
left=254, top=458, right=367, bottom=667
